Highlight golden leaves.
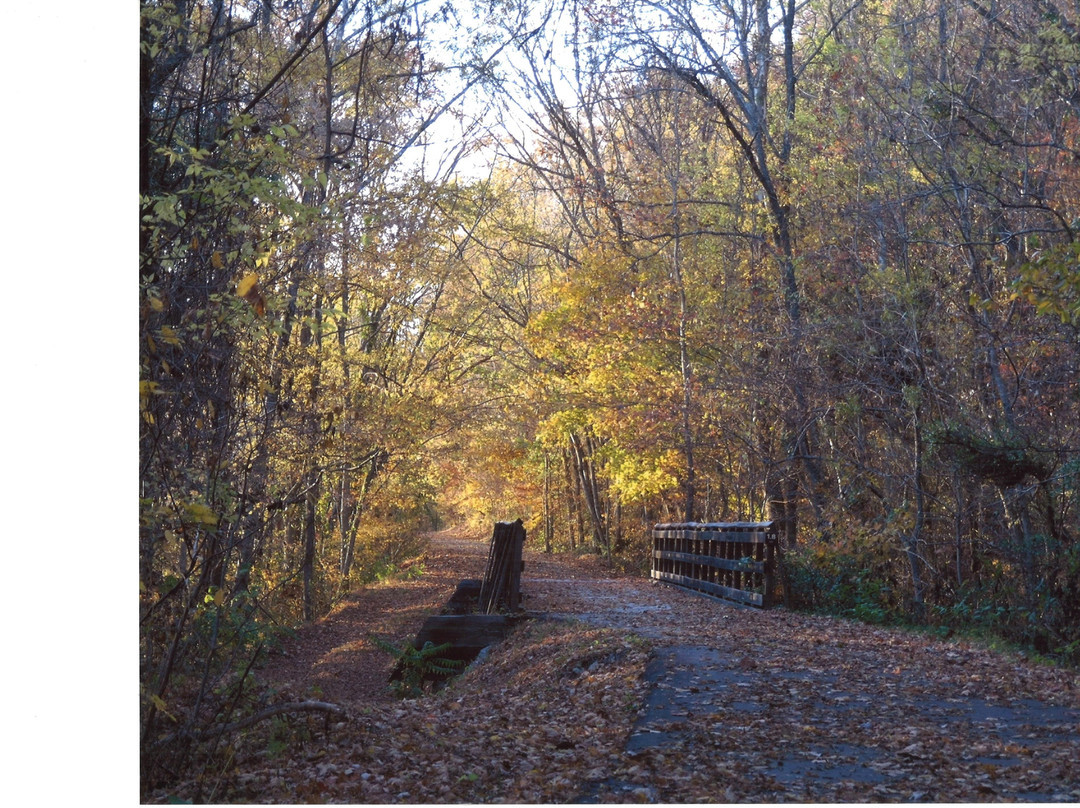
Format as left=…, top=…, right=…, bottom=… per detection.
left=236, top=271, right=266, bottom=316
left=236, top=272, right=258, bottom=298
left=150, top=694, right=177, bottom=722
left=159, top=325, right=182, bottom=346
left=140, top=379, right=169, bottom=424
left=183, top=501, right=219, bottom=526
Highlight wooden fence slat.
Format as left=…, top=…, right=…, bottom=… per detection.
left=653, top=549, right=765, bottom=575
left=479, top=519, right=526, bottom=613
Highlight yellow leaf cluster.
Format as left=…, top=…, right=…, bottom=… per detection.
left=183, top=501, right=219, bottom=526
left=236, top=272, right=259, bottom=298
left=159, top=326, right=182, bottom=346
left=236, top=272, right=266, bottom=315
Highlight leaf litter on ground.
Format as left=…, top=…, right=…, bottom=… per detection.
left=147, top=528, right=1080, bottom=803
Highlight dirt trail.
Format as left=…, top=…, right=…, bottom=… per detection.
left=255, top=530, right=625, bottom=708
left=256, top=530, right=491, bottom=707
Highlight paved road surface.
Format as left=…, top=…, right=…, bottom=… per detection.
left=517, top=556, right=1080, bottom=802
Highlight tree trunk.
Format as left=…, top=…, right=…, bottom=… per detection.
left=340, top=453, right=381, bottom=579
left=302, top=470, right=319, bottom=622
left=570, top=432, right=608, bottom=553
left=1001, top=483, right=1039, bottom=613
left=235, top=265, right=305, bottom=592
left=543, top=451, right=553, bottom=553
left=563, top=445, right=582, bottom=550
left=907, top=406, right=927, bottom=622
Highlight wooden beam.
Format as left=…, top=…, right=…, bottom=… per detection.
left=652, top=528, right=776, bottom=544
left=653, top=549, right=765, bottom=575
left=651, top=570, right=765, bottom=607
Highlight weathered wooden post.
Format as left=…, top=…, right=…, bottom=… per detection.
left=479, top=519, right=526, bottom=613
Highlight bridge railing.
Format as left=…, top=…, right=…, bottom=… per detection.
left=651, top=521, right=780, bottom=608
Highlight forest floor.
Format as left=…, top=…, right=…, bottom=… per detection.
left=148, top=528, right=1080, bottom=803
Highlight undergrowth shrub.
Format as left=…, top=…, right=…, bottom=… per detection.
left=783, top=542, right=901, bottom=624
left=370, top=636, right=465, bottom=698
left=927, top=554, right=1080, bottom=667
left=783, top=535, right=1080, bottom=666
left=348, top=514, right=430, bottom=586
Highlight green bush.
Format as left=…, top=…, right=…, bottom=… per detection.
left=370, top=636, right=465, bottom=698
left=783, top=544, right=898, bottom=624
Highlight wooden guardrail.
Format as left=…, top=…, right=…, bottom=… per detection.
left=651, top=521, right=780, bottom=608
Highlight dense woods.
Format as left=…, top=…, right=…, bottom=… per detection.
left=140, top=0, right=1079, bottom=773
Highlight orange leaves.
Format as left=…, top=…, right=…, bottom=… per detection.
left=236, top=271, right=266, bottom=316
left=235, top=272, right=257, bottom=298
